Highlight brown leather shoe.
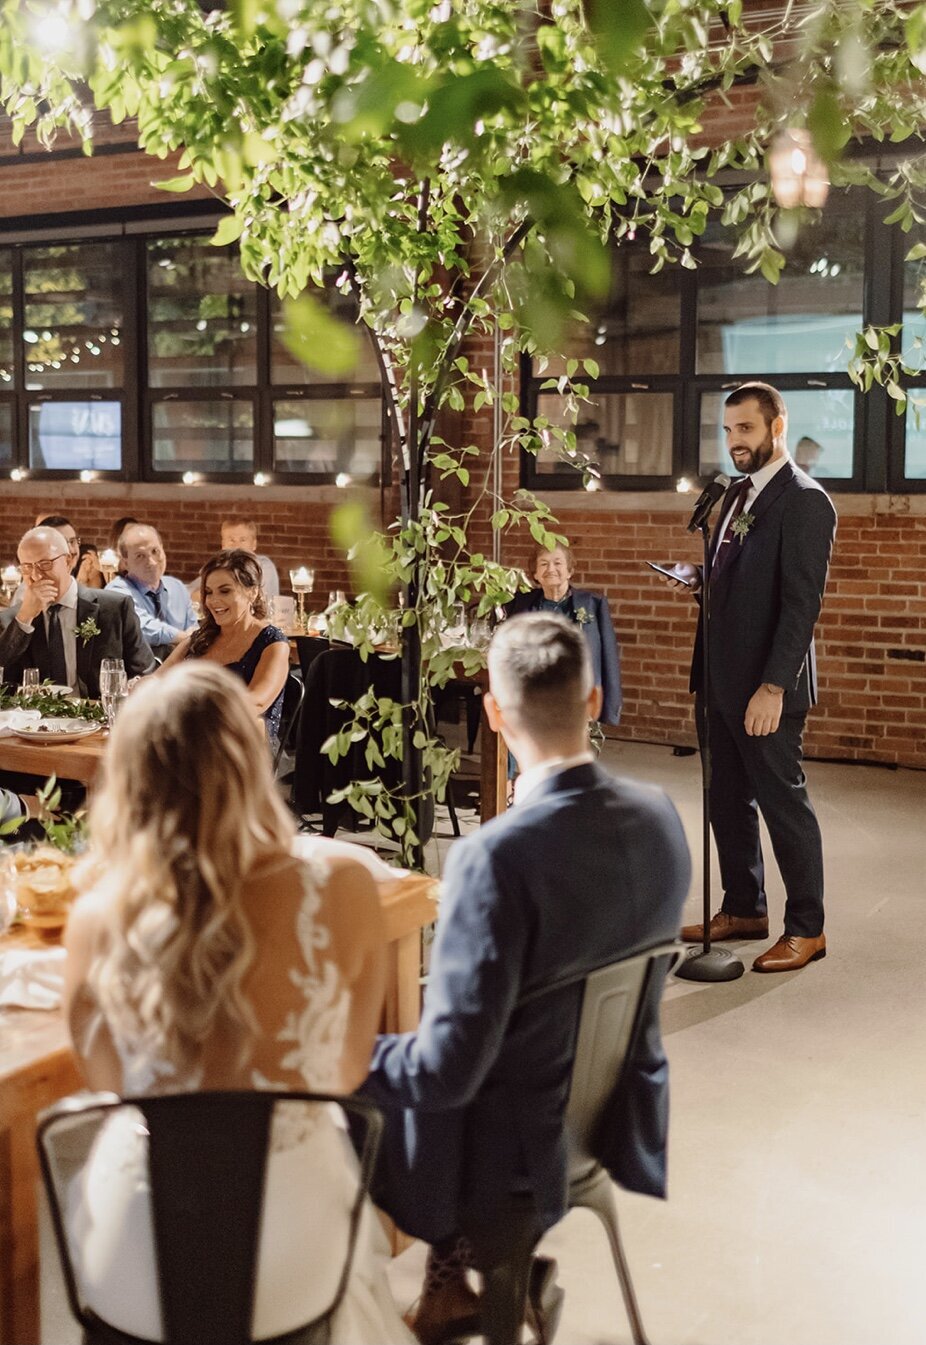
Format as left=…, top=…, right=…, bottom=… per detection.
left=681, top=911, right=769, bottom=942
left=405, top=1279, right=480, bottom=1345
left=752, top=933, right=826, bottom=972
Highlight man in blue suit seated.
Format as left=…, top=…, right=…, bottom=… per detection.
left=362, top=613, right=690, bottom=1344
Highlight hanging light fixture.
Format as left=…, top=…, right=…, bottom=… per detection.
left=769, top=128, right=830, bottom=209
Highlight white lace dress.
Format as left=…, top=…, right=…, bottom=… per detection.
left=64, top=860, right=412, bottom=1344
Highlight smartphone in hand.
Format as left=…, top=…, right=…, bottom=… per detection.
left=645, top=561, right=697, bottom=587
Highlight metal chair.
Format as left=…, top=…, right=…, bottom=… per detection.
left=469, top=941, right=681, bottom=1345
left=273, top=668, right=306, bottom=775
left=37, top=1089, right=382, bottom=1345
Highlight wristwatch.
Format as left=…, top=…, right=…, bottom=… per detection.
left=762, top=683, right=784, bottom=695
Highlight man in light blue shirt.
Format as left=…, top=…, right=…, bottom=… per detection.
left=107, top=523, right=197, bottom=661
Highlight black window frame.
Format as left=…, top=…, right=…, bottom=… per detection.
left=521, top=182, right=918, bottom=493
left=0, top=221, right=389, bottom=488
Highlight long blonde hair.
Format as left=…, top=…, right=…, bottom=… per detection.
left=85, top=662, right=295, bottom=1078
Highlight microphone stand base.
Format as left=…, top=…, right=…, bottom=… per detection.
left=675, top=946, right=745, bottom=982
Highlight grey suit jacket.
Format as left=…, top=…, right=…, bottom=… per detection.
left=361, top=762, right=690, bottom=1243
left=690, top=462, right=837, bottom=716
left=0, top=585, right=155, bottom=699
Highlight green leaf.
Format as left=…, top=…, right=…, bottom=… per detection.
left=808, top=88, right=850, bottom=167
left=210, top=215, right=242, bottom=248
left=281, top=292, right=360, bottom=379
left=583, top=0, right=652, bottom=74
left=153, top=173, right=196, bottom=194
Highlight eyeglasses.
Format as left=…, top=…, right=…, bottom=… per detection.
left=19, top=554, right=67, bottom=576
left=65, top=536, right=81, bottom=551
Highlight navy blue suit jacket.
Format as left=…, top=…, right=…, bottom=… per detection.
left=690, top=462, right=836, bottom=717
left=361, top=763, right=690, bottom=1243
left=507, top=588, right=622, bottom=725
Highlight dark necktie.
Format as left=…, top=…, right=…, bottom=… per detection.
left=711, top=478, right=752, bottom=584
left=147, top=588, right=163, bottom=618
left=46, top=604, right=69, bottom=686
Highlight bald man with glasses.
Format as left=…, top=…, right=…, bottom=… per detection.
left=0, top=527, right=154, bottom=698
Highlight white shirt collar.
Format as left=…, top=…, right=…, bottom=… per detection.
left=743, top=450, right=791, bottom=502
left=56, top=578, right=78, bottom=610
left=513, top=750, right=595, bottom=807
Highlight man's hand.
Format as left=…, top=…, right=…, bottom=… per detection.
left=660, top=562, right=702, bottom=595
left=745, top=684, right=784, bottom=736
left=18, top=579, right=57, bottom=624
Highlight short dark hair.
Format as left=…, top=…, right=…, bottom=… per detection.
left=725, top=381, right=787, bottom=428
left=109, top=515, right=138, bottom=550
left=38, top=514, right=72, bottom=530
left=488, top=612, right=591, bottom=741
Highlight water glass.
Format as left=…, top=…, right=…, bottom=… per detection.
left=21, top=667, right=40, bottom=693
left=469, top=618, right=492, bottom=652
left=100, top=667, right=128, bottom=728
left=101, top=658, right=124, bottom=675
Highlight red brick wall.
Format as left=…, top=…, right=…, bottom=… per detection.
left=0, top=485, right=356, bottom=595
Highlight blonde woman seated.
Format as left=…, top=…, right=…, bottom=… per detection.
left=62, top=664, right=413, bottom=1343
left=160, top=549, right=289, bottom=743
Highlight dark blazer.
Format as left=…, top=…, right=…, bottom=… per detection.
left=507, top=587, right=622, bottom=725
left=0, top=585, right=155, bottom=697
left=690, top=462, right=836, bottom=716
left=361, top=762, right=690, bottom=1244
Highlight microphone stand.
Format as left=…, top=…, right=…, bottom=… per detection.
left=675, top=513, right=744, bottom=982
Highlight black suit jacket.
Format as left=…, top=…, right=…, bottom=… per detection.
left=507, top=587, right=623, bottom=725
left=0, top=585, right=155, bottom=698
left=362, top=762, right=690, bottom=1243
left=690, top=462, right=836, bottom=716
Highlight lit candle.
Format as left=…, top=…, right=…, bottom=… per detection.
left=2, top=564, right=20, bottom=584
left=100, top=548, right=119, bottom=583
left=289, top=566, right=314, bottom=593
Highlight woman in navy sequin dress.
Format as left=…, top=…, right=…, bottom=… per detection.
left=160, top=549, right=289, bottom=742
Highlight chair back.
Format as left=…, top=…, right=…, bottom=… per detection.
left=564, top=942, right=679, bottom=1160
left=37, top=1089, right=382, bottom=1345
left=273, top=667, right=306, bottom=773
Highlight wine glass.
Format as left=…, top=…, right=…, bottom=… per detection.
left=100, top=666, right=128, bottom=728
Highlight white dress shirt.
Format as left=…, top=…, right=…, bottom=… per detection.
left=16, top=577, right=79, bottom=689
left=513, top=750, right=595, bottom=807
left=715, top=451, right=792, bottom=547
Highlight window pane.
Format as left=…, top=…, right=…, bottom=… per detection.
left=23, top=243, right=123, bottom=390
left=699, top=388, right=854, bottom=478
left=0, top=401, right=12, bottom=467
left=273, top=398, right=381, bottom=479
left=534, top=391, right=673, bottom=476
left=543, top=248, right=681, bottom=376
left=152, top=400, right=253, bottom=473
left=271, top=289, right=381, bottom=385
left=696, top=209, right=864, bottom=375
left=902, top=398, right=926, bottom=478
left=29, top=400, right=121, bottom=471
left=900, top=258, right=926, bottom=364
left=0, top=249, right=12, bottom=378
left=147, top=238, right=257, bottom=387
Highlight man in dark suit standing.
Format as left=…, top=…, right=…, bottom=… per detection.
left=362, top=613, right=690, bottom=1344
left=0, top=526, right=155, bottom=697
left=674, top=383, right=837, bottom=973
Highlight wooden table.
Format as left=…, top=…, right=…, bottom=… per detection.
left=0, top=732, right=106, bottom=786
left=0, top=872, right=437, bottom=1345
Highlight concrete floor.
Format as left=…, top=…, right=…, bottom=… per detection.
left=41, top=741, right=926, bottom=1344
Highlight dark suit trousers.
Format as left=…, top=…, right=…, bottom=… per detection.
left=702, top=699, right=825, bottom=937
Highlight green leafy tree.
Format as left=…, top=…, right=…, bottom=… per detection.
left=4, top=0, right=926, bottom=860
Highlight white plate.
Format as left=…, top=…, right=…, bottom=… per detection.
left=10, top=719, right=102, bottom=744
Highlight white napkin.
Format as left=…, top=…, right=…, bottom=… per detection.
left=0, top=709, right=43, bottom=738
left=0, top=943, right=66, bottom=1009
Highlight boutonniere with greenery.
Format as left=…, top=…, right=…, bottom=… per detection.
left=76, top=615, right=101, bottom=645
left=731, top=512, right=756, bottom=544
left=574, top=606, right=592, bottom=625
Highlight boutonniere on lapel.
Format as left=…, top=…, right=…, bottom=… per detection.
left=730, top=512, right=756, bottom=544
left=574, top=606, right=592, bottom=625
left=76, top=615, right=101, bottom=646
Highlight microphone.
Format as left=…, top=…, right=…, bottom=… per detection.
left=686, top=473, right=731, bottom=533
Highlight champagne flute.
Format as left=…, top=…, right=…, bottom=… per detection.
left=21, top=667, right=40, bottom=694
left=100, top=666, right=128, bottom=728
